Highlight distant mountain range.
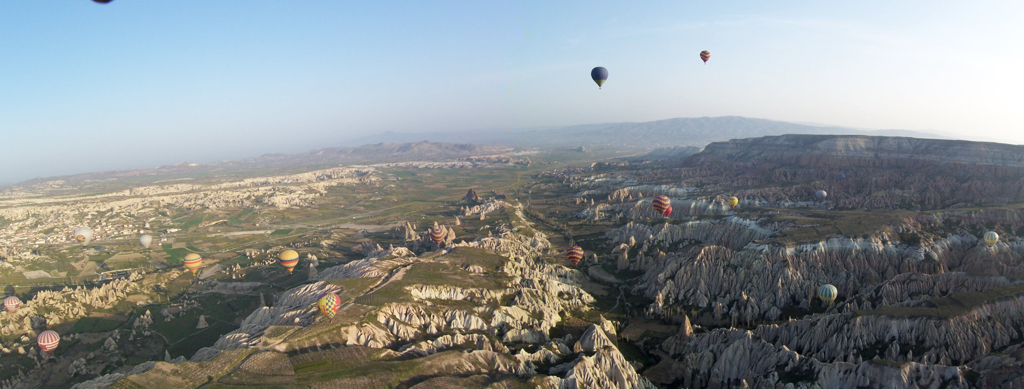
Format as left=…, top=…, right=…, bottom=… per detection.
left=241, top=141, right=509, bottom=166
left=515, top=116, right=946, bottom=149
left=335, top=126, right=560, bottom=148
left=692, top=134, right=1024, bottom=168
left=336, top=116, right=948, bottom=150
left=7, top=116, right=962, bottom=187
left=10, top=142, right=511, bottom=189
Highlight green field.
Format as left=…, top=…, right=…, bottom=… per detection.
left=181, top=218, right=204, bottom=230
left=856, top=284, right=1024, bottom=318
left=72, top=317, right=126, bottom=333
left=161, top=244, right=192, bottom=265
left=149, top=294, right=260, bottom=359
left=228, top=208, right=255, bottom=226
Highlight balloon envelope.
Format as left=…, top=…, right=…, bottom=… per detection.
left=984, top=231, right=999, bottom=246
left=591, top=67, right=608, bottom=88
left=818, top=284, right=837, bottom=306
left=815, top=190, right=827, bottom=200
left=700, top=50, right=710, bottom=63
left=38, top=330, right=60, bottom=354
left=727, top=197, right=739, bottom=207
left=566, top=246, right=584, bottom=266
left=317, top=293, right=341, bottom=319
left=429, top=228, right=446, bottom=245
left=278, top=250, right=300, bottom=273
left=74, top=227, right=93, bottom=245
left=837, top=173, right=846, bottom=180
left=3, top=296, right=20, bottom=313
left=652, top=196, right=671, bottom=216
left=139, top=234, right=153, bottom=249
left=183, top=253, right=203, bottom=275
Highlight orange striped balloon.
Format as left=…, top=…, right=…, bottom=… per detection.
left=652, top=195, right=671, bottom=216
left=566, top=246, right=584, bottom=266
left=429, top=228, right=446, bottom=246
left=317, top=292, right=341, bottom=319
left=700, top=50, right=710, bottom=64
left=183, top=253, right=202, bottom=275
left=278, top=250, right=300, bottom=274
left=37, top=330, right=60, bottom=355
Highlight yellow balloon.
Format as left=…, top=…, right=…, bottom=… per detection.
left=728, top=197, right=739, bottom=207
left=183, top=253, right=203, bottom=274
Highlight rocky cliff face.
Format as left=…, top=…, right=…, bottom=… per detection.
left=696, top=135, right=1024, bottom=169
left=676, top=135, right=1024, bottom=210
left=518, top=135, right=1024, bottom=388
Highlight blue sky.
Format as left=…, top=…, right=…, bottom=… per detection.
left=2, top=1, right=1022, bottom=183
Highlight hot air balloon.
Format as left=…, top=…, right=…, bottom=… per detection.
left=984, top=231, right=999, bottom=247
left=591, top=67, right=608, bottom=89
left=183, top=253, right=203, bottom=275
left=818, top=284, right=837, bottom=306
left=317, top=292, right=341, bottom=319
left=278, top=250, right=300, bottom=274
left=815, top=190, right=827, bottom=201
left=728, top=196, right=739, bottom=207
left=700, top=50, right=710, bottom=64
left=837, top=173, right=846, bottom=180
left=652, top=195, right=672, bottom=217
left=139, top=234, right=153, bottom=249
left=566, top=246, right=584, bottom=266
left=93, top=0, right=113, bottom=3
left=429, top=228, right=446, bottom=246
left=37, top=330, right=60, bottom=356
left=73, top=227, right=93, bottom=246
left=3, top=296, right=20, bottom=313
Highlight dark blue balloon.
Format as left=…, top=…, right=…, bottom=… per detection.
left=591, top=67, right=608, bottom=88
left=837, top=173, right=846, bottom=180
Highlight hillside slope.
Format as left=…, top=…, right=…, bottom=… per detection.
left=516, top=116, right=944, bottom=148
left=694, top=134, right=1024, bottom=168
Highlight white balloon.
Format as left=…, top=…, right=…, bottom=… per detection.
left=73, top=227, right=93, bottom=246
left=139, top=234, right=153, bottom=249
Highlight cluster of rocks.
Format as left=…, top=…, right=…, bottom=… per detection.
left=462, top=200, right=504, bottom=217
left=133, top=310, right=153, bottom=330
left=654, top=298, right=1024, bottom=388
left=0, top=274, right=144, bottom=339
left=187, top=279, right=261, bottom=295
left=73, top=201, right=654, bottom=388
left=159, top=299, right=200, bottom=321
left=541, top=153, right=1024, bottom=387
left=464, top=188, right=481, bottom=203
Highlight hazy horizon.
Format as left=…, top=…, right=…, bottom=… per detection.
left=0, top=115, right=1012, bottom=187
left=3, top=1, right=1022, bottom=183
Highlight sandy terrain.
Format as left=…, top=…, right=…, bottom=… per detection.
left=23, top=270, right=51, bottom=279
